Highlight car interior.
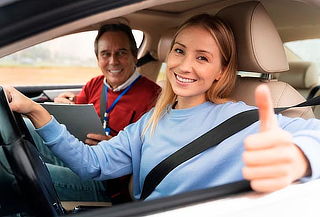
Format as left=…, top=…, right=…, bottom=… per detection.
left=0, top=0, right=320, bottom=216
left=1, top=1, right=319, bottom=116
left=156, top=1, right=315, bottom=119
left=278, top=61, right=320, bottom=99
left=277, top=61, right=320, bottom=117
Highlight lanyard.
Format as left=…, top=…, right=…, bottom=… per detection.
left=103, top=75, right=141, bottom=135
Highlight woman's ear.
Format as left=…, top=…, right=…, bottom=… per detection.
left=215, top=66, right=225, bottom=81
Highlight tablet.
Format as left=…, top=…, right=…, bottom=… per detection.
left=43, top=88, right=81, bottom=101
left=41, top=103, right=105, bottom=142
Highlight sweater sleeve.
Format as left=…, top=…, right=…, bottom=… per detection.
left=35, top=115, right=147, bottom=181
left=278, top=115, right=320, bottom=181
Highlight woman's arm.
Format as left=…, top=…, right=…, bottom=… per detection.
left=5, top=86, right=142, bottom=181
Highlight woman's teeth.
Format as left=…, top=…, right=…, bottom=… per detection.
left=176, top=74, right=196, bottom=83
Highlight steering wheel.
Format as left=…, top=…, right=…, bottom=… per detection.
left=0, top=86, right=65, bottom=216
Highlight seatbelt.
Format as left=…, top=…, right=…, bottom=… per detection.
left=140, top=96, right=320, bottom=200
left=307, top=85, right=320, bottom=100
left=100, top=84, right=106, bottom=124
left=136, top=52, right=157, bottom=67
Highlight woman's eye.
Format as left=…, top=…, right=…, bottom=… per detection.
left=174, top=48, right=184, bottom=54
left=197, top=56, right=208, bottom=62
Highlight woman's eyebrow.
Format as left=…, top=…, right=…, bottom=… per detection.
left=196, top=49, right=213, bottom=55
left=174, top=42, right=186, bottom=48
left=175, top=41, right=213, bottom=56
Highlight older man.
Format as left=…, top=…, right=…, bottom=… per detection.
left=55, top=24, right=160, bottom=143
left=52, top=23, right=160, bottom=204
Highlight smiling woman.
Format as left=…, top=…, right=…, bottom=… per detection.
left=166, top=24, right=229, bottom=108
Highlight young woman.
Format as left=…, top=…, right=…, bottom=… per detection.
left=6, top=14, right=320, bottom=200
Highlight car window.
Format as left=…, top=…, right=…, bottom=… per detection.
left=284, top=39, right=320, bottom=76
left=0, top=29, right=144, bottom=86
left=132, top=29, right=144, bottom=48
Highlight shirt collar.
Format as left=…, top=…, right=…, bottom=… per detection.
left=104, top=71, right=140, bottom=92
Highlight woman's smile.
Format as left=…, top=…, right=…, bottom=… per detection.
left=174, top=72, right=197, bottom=84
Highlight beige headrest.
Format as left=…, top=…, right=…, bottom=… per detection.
left=216, top=1, right=288, bottom=73
left=157, top=1, right=289, bottom=74
left=157, top=29, right=175, bottom=62
left=278, top=61, right=320, bottom=89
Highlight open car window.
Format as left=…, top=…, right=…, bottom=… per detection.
left=0, top=30, right=144, bottom=86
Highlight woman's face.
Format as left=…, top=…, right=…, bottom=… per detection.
left=166, top=25, right=224, bottom=108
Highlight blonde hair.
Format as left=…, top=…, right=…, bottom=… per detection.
left=144, top=14, right=238, bottom=135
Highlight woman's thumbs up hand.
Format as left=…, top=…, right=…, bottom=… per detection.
left=242, top=85, right=310, bottom=192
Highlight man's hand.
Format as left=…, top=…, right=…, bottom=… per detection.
left=242, top=84, right=310, bottom=192
left=54, top=92, right=76, bottom=104
left=85, top=133, right=113, bottom=146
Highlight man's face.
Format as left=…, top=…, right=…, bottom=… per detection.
left=97, top=31, right=137, bottom=88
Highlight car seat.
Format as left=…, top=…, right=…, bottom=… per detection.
left=276, top=61, right=320, bottom=118
left=277, top=61, right=320, bottom=99
left=157, top=1, right=315, bottom=119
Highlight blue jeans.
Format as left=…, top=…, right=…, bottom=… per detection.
left=47, top=164, right=109, bottom=202
left=24, top=118, right=110, bottom=202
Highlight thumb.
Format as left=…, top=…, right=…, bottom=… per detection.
left=255, top=84, right=278, bottom=131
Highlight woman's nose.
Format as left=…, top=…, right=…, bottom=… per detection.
left=178, top=55, right=193, bottom=73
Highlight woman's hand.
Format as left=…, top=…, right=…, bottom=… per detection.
left=5, top=86, right=52, bottom=128
left=85, top=133, right=113, bottom=146
left=242, top=85, right=310, bottom=192
left=5, top=86, right=37, bottom=114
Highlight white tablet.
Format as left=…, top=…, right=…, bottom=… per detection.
left=41, top=103, right=105, bottom=142
left=43, top=88, right=81, bottom=101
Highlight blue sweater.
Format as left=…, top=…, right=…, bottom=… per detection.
left=36, top=101, right=320, bottom=200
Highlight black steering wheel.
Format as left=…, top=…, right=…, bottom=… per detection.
left=0, top=86, right=65, bottom=216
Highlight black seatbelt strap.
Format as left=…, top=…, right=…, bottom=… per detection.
left=100, top=83, right=106, bottom=124
left=307, top=85, right=320, bottom=100
left=140, top=96, right=320, bottom=200
left=136, top=52, right=157, bottom=67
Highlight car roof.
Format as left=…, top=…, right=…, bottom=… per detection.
left=1, top=0, right=320, bottom=57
